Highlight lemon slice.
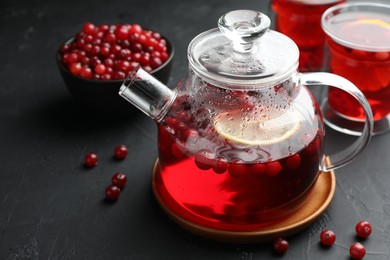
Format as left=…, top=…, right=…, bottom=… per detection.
left=351, top=19, right=390, bottom=30
left=213, top=109, right=300, bottom=146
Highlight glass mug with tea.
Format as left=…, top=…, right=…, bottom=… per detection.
left=119, top=10, right=373, bottom=235
left=271, top=0, right=346, bottom=72
left=322, top=2, right=390, bottom=135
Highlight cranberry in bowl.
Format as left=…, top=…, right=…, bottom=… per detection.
left=57, top=22, right=174, bottom=113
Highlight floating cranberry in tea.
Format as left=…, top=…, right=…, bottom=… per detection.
left=228, top=161, right=247, bottom=178
left=323, top=3, right=390, bottom=126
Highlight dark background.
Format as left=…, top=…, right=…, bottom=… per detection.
left=1, top=0, right=390, bottom=259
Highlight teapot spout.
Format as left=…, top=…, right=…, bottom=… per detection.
left=119, top=67, right=176, bottom=122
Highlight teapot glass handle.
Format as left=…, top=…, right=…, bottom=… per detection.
left=299, top=72, right=374, bottom=172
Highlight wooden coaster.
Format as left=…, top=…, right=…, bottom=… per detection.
left=152, top=159, right=336, bottom=244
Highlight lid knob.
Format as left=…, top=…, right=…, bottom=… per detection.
left=218, top=10, right=271, bottom=53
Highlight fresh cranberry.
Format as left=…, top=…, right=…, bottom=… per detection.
left=120, top=49, right=132, bottom=60
left=139, top=53, right=150, bottom=66
left=111, top=172, right=127, bottom=188
left=84, top=34, right=94, bottom=44
left=150, top=57, right=163, bottom=69
left=98, top=24, right=109, bottom=33
left=355, top=220, right=372, bottom=238
left=61, top=44, right=71, bottom=53
left=320, top=229, right=336, bottom=246
left=349, top=242, right=366, bottom=259
left=131, top=52, right=142, bottom=62
left=160, top=52, right=169, bottom=62
left=68, top=53, right=79, bottom=63
left=84, top=153, right=98, bottom=167
left=82, top=22, right=97, bottom=35
left=273, top=238, right=289, bottom=254
left=80, top=66, right=93, bottom=79
left=80, top=56, right=90, bottom=65
left=116, top=60, right=131, bottom=72
left=101, top=73, right=112, bottom=80
left=115, top=25, right=129, bottom=40
left=100, top=46, right=110, bottom=57
left=129, top=24, right=142, bottom=34
left=95, top=64, right=106, bottom=75
left=105, top=185, right=120, bottom=201
left=110, top=44, right=122, bottom=56
left=114, top=145, right=128, bottom=159
left=265, top=161, right=283, bottom=177
left=92, top=74, right=100, bottom=80
left=104, top=58, right=114, bottom=68
left=131, top=43, right=143, bottom=53
left=82, top=43, right=93, bottom=53
left=90, top=45, right=100, bottom=56
left=114, top=71, right=126, bottom=80
left=69, top=62, right=82, bottom=75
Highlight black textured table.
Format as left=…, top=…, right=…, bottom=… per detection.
left=1, top=0, right=390, bottom=259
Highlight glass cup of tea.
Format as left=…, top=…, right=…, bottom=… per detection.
left=321, top=2, right=390, bottom=135
left=271, top=0, right=346, bottom=72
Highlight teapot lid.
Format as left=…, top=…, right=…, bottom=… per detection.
left=188, top=10, right=299, bottom=89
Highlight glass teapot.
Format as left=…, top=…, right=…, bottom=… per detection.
left=119, top=10, right=373, bottom=231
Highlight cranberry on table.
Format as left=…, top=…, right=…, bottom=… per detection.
left=355, top=220, right=372, bottom=238
left=114, top=144, right=128, bottom=159
left=84, top=153, right=99, bottom=167
left=111, top=172, right=127, bottom=188
left=273, top=237, right=289, bottom=254
left=105, top=185, right=120, bottom=201
left=349, top=242, right=366, bottom=259
left=319, top=229, right=336, bottom=246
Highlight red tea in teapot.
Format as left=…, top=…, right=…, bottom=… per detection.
left=154, top=87, right=324, bottom=231
left=119, top=9, right=373, bottom=234
left=272, top=0, right=345, bottom=72
left=324, top=11, right=390, bottom=121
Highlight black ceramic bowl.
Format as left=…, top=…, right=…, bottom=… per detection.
left=57, top=35, right=174, bottom=113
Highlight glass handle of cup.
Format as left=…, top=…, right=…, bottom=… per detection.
left=299, top=72, right=374, bottom=172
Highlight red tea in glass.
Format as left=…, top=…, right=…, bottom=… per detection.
left=272, top=0, right=346, bottom=72
left=322, top=3, right=390, bottom=123
left=154, top=88, right=324, bottom=231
